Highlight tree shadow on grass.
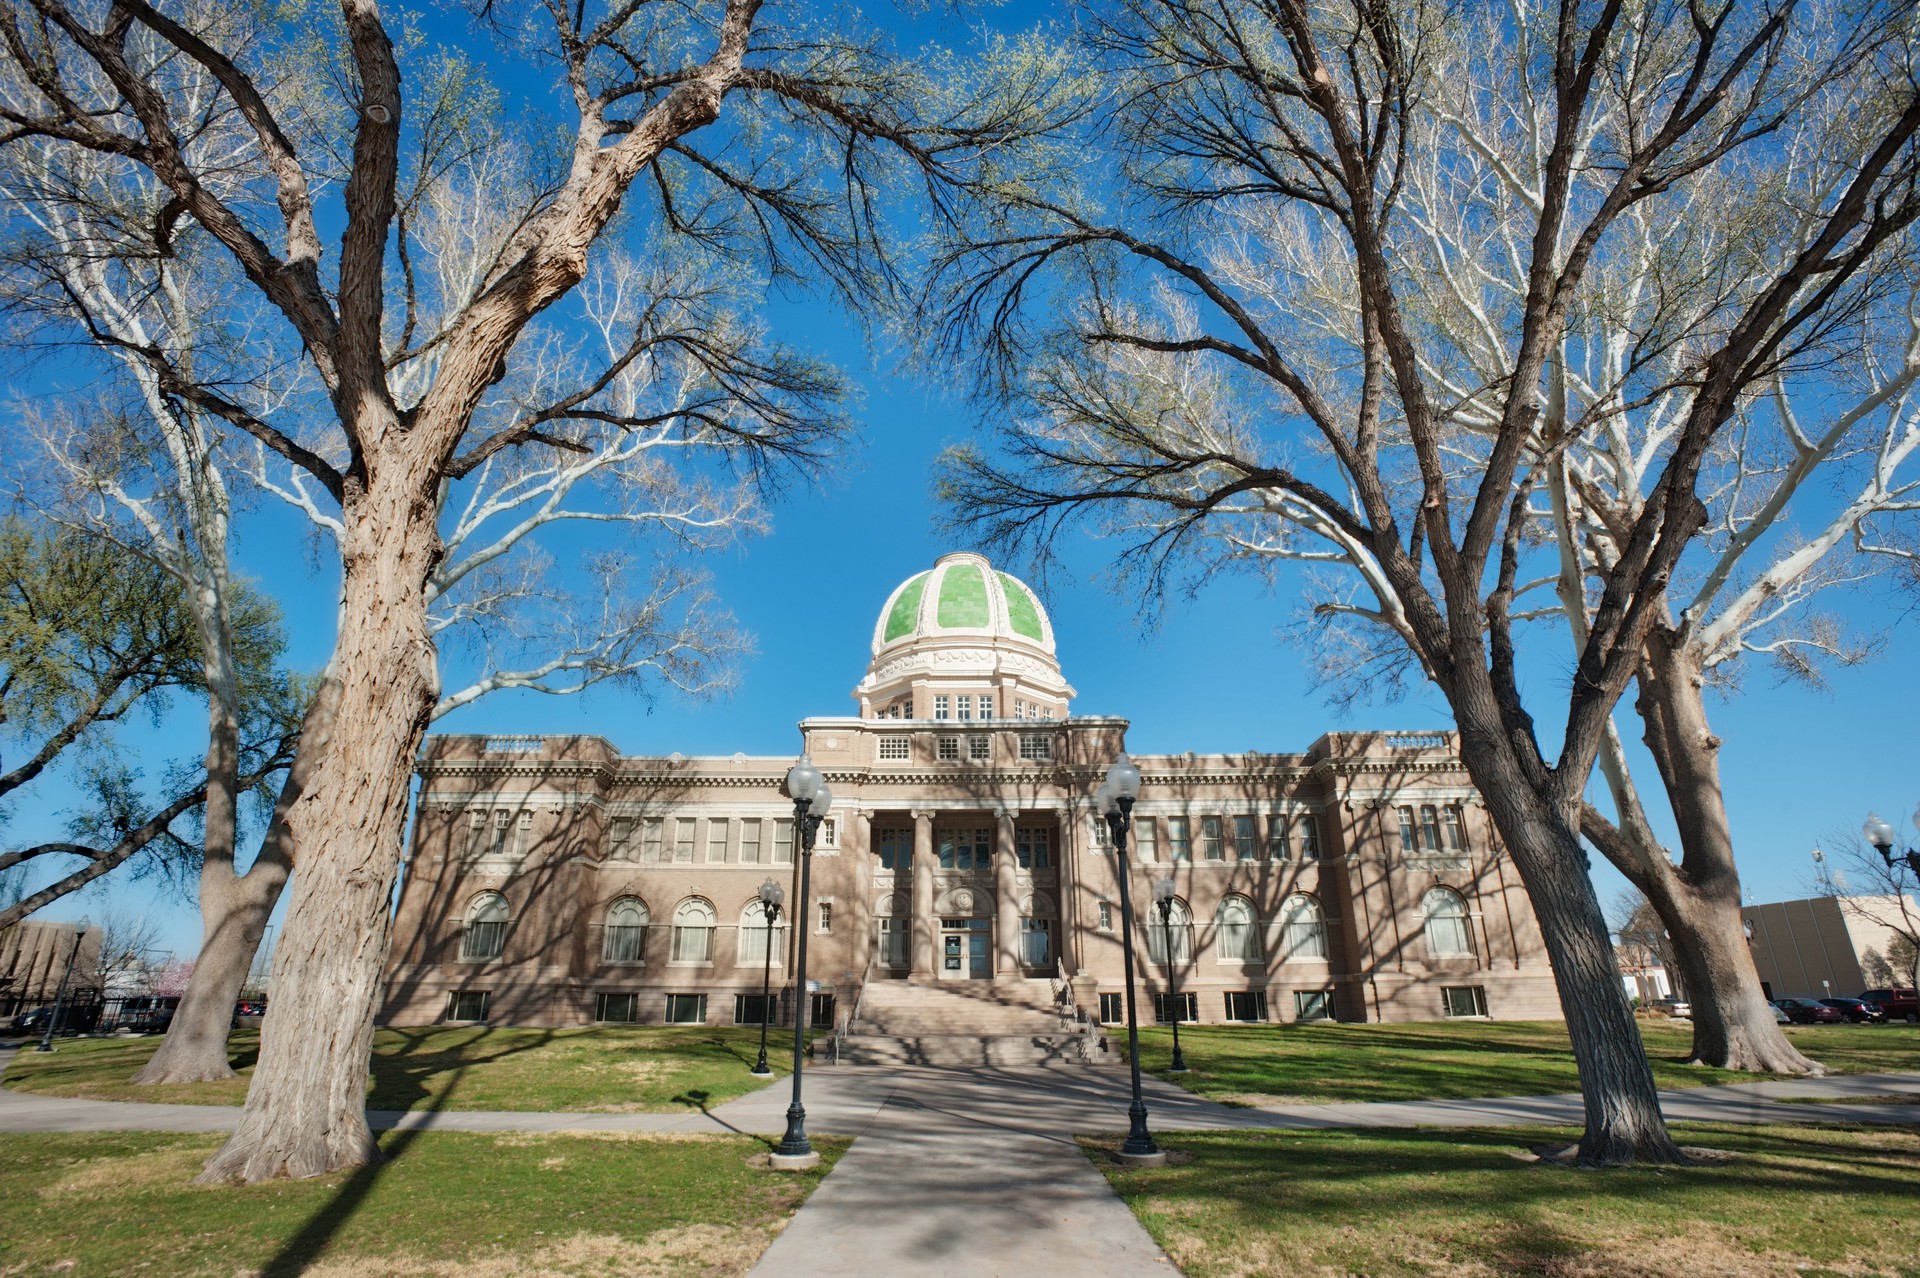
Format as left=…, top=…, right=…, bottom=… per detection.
left=254, top=1028, right=560, bottom=1277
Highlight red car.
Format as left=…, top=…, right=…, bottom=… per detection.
left=1773, top=997, right=1846, bottom=1024
left=1859, top=988, right=1919, bottom=1024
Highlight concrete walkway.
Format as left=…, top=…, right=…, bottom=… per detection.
left=4, top=1043, right=1917, bottom=1278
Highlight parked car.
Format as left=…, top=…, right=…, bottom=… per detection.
left=1818, top=997, right=1884, bottom=1023
left=1771, top=1003, right=1790, bottom=1024
left=9, top=1003, right=101, bottom=1035
left=1858, top=988, right=1918, bottom=1023
left=118, top=995, right=181, bottom=1035
left=1647, top=997, right=1691, bottom=1018
left=1773, top=997, right=1846, bottom=1024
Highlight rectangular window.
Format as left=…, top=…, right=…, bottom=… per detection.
left=937, top=827, right=993, bottom=870
left=1444, top=806, right=1466, bottom=851
left=664, top=993, right=707, bottom=1025
left=1420, top=805, right=1443, bottom=853
left=933, top=695, right=950, bottom=720
left=1224, top=991, right=1268, bottom=1023
left=810, top=993, right=836, bottom=1029
left=671, top=921, right=713, bottom=964
left=609, top=816, right=633, bottom=859
left=979, top=696, right=995, bottom=719
left=957, top=694, right=972, bottom=721
left=1153, top=992, right=1198, bottom=1024
left=739, top=818, right=762, bottom=864
left=595, top=992, right=639, bottom=1023
left=1201, top=816, right=1225, bottom=861
left=1018, top=733, right=1052, bottom=761
left=1443, top=986, right=1489, bottom=1018
left=1298, top=814, right=1321, bottom=860
left=938, top=736, right=960, bottom=760
left=773, top=819, right=794, bottom=864
left=818, top=902, right=833, bottom=933
left=734, top=993, right=775, bottom=1025
left=1097, top=901, right=1113, bottom=931
left=1266, top=814, right=1290, bottom=861
left=445, top=991, right=490, bottom=1022
left=1015, top=699, right=1028, bottom=719
left=1233, top=815, right=1257, bottom=860
left=1098, top=993, right=1125, bottom=1024
left=1016, top=827, right=1052, bottom=869
left=706, top=818, right=729, bottom=864
left=1398, top=806, right=1418, bottom=853
left=820, top=818, right=837, bottom=849
left=1168, top=817, right=1192, bottom=862
left=1020, top=918, right=1052, bottom=966
left=1293, top=990, right=1335, bottom=1022
left=879, top=828, right=911, bottom=870
left=640, top=818, right=663, bottom=863
left=968, top=735, right=991, bottom=761
left=603, top=921, right=645, bottom=964
left=878, top=918, right=909, bottom=967
left=879, top=736, right=911, bottom=761
left=1135, top=818, right=1157, bottom=862
left=673, top=818, right=696, bottom=863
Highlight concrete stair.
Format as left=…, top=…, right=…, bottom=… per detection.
left=826, top=977, right=1105, bottom=1067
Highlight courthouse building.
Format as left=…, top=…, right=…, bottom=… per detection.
left=381, top=553, right=1564, bottom=1039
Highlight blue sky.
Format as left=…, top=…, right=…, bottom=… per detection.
left=11, top=0, right=1920, bottom=960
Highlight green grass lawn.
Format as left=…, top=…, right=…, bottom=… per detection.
left=1, top=1025, right=795, bottom=1112
left=1126, top=1019, right=1920, bottom=1105
left=1087, top=1122, right=1920, bottom=1278
left=0, top=1129, right=841, bottom=1278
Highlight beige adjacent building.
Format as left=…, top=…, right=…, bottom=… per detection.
left=1741, top=895, right=1920, bottom=1000
left=381, top=553, right=1564, bottom=1042
left=0, top=919, right=102, bottom=1018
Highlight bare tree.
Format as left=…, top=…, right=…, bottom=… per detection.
left=0, top=0, right=1067, bottom=1182
left=1154, top=20, right=1920, bottom=1075
left=928, top=0, right=1920, bottom=1163
left=1814, top=833, right=1920, bottom=1006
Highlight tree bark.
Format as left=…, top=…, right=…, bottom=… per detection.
left=1629, top=631, right=1822, bottom=1074
left=1454, top=717, right=1685, bottom=1166
left=196, top=464, right=440, bottom=1183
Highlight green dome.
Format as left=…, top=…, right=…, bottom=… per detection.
left=872, top=553, right=1054, bottom=654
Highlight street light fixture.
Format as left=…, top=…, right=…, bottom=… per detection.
left=750, top=876, right=785, bottom=1077
left=1152, top=876, right=1189, bottom=1074
left=771, top=755, right=832, bottom=1170
left=1098, top=754, right=1167, bottom=1167
left=1862, top=809, right=1920, bottom=1016
left=36, top=916, right=90, bottom=1054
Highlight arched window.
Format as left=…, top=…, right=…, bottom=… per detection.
left=1147, top=897, right=1194, bottom=964
left=1422, top=888, right=1474, bottom=958
left=460, top=892, right=509, bottom=961
left=1279, top=894, right=1327, bottom=960
left=1217, top=896, right=1261, bottom=961
left=670, top=898, right=716, bottom=963
left=737, top=899, right=788, bottom=966
left=603, top=897, right=648, bottom=963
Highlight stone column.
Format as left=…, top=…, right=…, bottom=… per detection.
left=995, top=810, right=1021, bottom=976
left=911, top=810, right=935, bottom=978
left=851, top=811, right=874, bottom=978
left=1057, top=807, right=1079, bottom=976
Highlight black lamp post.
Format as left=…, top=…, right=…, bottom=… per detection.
left=771, top=755, right=831, bottom=1170
left=36, top=917, right=89, bottom=1054
left=1098, top=754, right=1167, bottom=1166
left=1862, top=810, right=1920, bottom=1020
left=751, top=876, right=785, bottom=1077
left=1152, top=876, right=1188, bottom=1073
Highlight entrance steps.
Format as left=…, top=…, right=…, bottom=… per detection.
left=826, top=976, right=1105, bottom=1067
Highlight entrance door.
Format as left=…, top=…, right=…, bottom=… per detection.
left=940, top=920, right=993, bottom=980
left=967, top=931, right=991, bottom=979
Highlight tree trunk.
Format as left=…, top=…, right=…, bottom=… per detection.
left=196, top=469, right=440, bottom=1184
left=1633, top=631, right=1822, bottom=1074
left=1455, top=722, right=1685, bottom=1166
left=132, top=825, right=295, bottom=1084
